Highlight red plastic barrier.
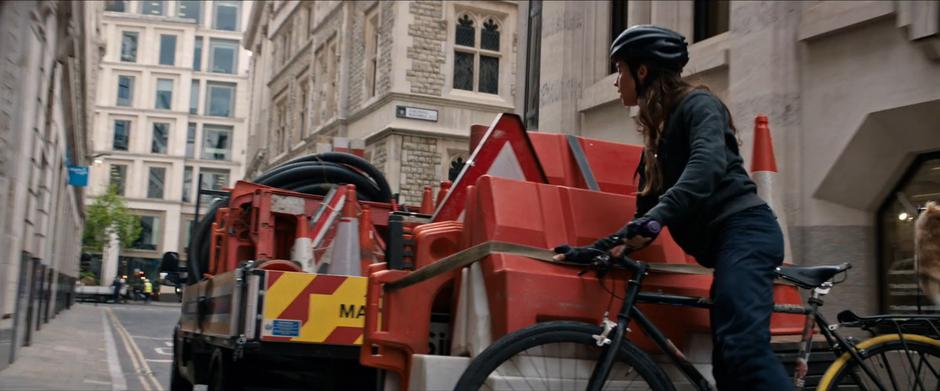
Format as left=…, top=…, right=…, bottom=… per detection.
left=360, top=221, right=464, bottom=386
left=466, top=175, right=804, bottom=351
left=529, top=132, right=644, bottom=196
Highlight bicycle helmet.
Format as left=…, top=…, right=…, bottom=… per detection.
left=610, top=25, right=689, bottom=97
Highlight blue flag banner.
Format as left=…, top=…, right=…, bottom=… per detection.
left=68, top=165, right=89, bottom=187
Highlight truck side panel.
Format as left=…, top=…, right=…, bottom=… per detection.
left=179, top=270, right=239, bottom=337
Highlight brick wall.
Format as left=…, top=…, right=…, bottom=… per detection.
left=0, top=2, right=26, bottom=180
left=376, top=1, right=395, bottom=97
left=399, top=135, right=440, bottom=204
left=406, top=1, right=447, bottom=96
left=348, top=3, right=367, bottom=111
left=369, top=138, right=388, bottom=178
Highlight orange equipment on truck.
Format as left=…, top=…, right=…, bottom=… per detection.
left=169, top=153, right=402, bottom=390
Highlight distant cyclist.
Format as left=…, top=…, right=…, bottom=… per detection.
left=554, top=25, right=789, bottom=390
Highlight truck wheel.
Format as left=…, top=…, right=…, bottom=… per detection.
left=207, top=348, right=241, bottom=391
left=171, top=357, right=193, bottom=391
left=171, top=327, right=193, bottom=391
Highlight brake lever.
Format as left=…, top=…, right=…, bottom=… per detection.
left=577, top=253, right=612, bottom=278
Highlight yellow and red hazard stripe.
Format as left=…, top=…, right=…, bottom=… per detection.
left=261, top=271, right=367, bottom=345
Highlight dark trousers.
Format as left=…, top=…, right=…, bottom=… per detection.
left=705, top=204, right=791, bottom=390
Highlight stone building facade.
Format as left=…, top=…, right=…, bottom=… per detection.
left=0, top=0, right=95, bottom=369
left=86, top=0, right=252, bottom=279
left=518, top=0, right=940, bottom=317
left=244, top=1, right=520, bottom=204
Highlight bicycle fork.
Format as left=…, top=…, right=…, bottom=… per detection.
left=586, top=262, right=648, bottom=391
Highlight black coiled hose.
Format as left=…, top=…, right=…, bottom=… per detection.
left=186, top=153, right=392, bottom=284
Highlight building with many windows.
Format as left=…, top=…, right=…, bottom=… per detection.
left=86, top=0, right=252, bottom=280
left=244, top=1, right=520, bottom=204
left=518, top=1, right=940, bottom=317
left=0, top=0, right=96, bottom=369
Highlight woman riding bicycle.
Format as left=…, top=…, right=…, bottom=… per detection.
left=553, top=25, right=790, bottom=390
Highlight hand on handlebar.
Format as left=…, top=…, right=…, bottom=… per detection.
left=552, top=244, right=608, bottom=264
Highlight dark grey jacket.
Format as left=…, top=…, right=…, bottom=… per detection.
left=635, top=90, right=765, bottom=260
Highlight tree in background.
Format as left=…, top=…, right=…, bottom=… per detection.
left=81, top=185, right=142, bottom=281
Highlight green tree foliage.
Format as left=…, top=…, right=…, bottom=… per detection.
left=82, top=185, right=142, bottom=251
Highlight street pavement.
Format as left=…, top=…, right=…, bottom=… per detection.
left=0, top=301, right=202, bottom=391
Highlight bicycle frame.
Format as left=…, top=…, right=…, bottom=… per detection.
left=584, top=256, right=927, bottom=391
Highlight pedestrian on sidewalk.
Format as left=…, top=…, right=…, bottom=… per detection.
left=111, top=277, right=122, bottom=304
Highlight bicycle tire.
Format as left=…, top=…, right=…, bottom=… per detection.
left=817, top=333, right=940, bottom=390
left=455, top=321, right=675, bottom=391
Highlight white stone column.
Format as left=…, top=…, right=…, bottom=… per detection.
left=100, top=229, right=120, bottom=286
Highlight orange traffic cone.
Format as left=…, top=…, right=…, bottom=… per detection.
left=751, top=115, right=792, bottom=261
left=437, top=181, right=452, bottom=207
left=420, top=185, right=434, bottom=214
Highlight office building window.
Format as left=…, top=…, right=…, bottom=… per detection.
left=182, top=166, right=193, bottom=203
left=155, top=79, right=173, bottom=110
left=364, top=6, right=379, bottom=99
left=453, top=14, right=501, bottom=94
left=193, top=36, right=203, bottom=71
left=299, top=79, right=309, bottom=136
left=186, top=123, right=196, bottom=158
left=132, top=216, right=161, bottom=251
left=105, top=1, right=127, bottom=12
left=110, top=164, right=127, bottom=195
left=208, top=39, right=238, bottom=74
left=177, top=0, right=201, bottom=23
left=206, top=82, right=235, bottom=117
left=159, top=34, right=177, bottom=65
left=140, top=1, right=165, bottom=16
left=610, top=0, right=628, bottom=73
left=200, top=169, right=229, bottom=204
left=693, top=0, right=730, bottom=42
left=879, top=154, right=940, bottom=314
left=121, top=32, right=138, bottom=62
left=273, top=95, right=287, bottom=154
left=213, top=1, right=241, bottom=31
left=525, top=0, right=542, bottom=129
left=202, top=125, right=232, bottom=161
left=113, top=120, right=131, bottom=151
left=314, top=39, right=338, bottom=125
left=190, top=79, right=200, bottom=114
left=146, top=166, right=166, bottom=199
left=151, top=123, right=169, bottom=154
left=117, top=75, right=134, bottom=106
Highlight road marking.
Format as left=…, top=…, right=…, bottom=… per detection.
left=155, top=347, right=173, bottom=355
left=130, top=335, right=173, bottom=340
left=101, top=309, right=128, bottom=391
left=83, top=379, right=112, bottom=385
left=146, top=359, right=173, bottom=363
left=106, top=308, right=163, bottom=391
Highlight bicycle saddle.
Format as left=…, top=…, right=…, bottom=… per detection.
left=775, top=262, right=851, bottom=289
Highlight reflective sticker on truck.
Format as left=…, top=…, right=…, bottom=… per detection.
left=261, top=271, right=367, bottom=345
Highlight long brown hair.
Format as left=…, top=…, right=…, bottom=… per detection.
left=634, top=66, right=737, bottom=195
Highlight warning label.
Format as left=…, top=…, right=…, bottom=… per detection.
left=265, top=319, right=301, bottom=337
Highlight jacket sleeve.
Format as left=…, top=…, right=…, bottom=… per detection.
left=644, top=94, right=729, bottom=226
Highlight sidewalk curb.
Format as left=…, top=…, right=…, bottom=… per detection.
left=102, top=308, right=127, bottom=390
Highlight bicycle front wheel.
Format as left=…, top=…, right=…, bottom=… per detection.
left=817, top=333, right=940, bottom=390
left=454, top=321, right=674, bottom=391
